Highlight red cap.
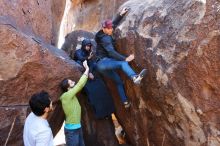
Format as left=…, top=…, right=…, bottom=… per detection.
left=102, top=19, right=113, bottom=29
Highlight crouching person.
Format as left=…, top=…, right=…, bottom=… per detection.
left=60, top=60, right=89, bottom=146
left=23, top=91, right=54, bottom=146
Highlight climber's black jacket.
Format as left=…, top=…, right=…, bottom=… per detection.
left=95, top=14, right=127, bottom=61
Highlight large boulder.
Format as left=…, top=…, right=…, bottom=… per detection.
left=0, top=21, right=81, bottom=145
left=59, top=0, right=127, bottom=45
left=0, top=0, right=81, bottom=144
left=1, top=0, right=220, bottom=145
left=110, top=0, right=220, bottom=146
left=0, top=0, right=65, bottom=46
left=61, top=0, right=220, bottom=146
left=0, top=22, right=81, bottom=145
left=61, top=30, right=95, bottom=57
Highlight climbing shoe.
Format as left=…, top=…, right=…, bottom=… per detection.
left=132, top=69, right=147, bottom=84
left=123, top=101, right=131, bottom=108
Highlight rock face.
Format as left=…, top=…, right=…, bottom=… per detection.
left=112, top=0, right=220, bottom=146
left=62, top=0, right=220, bottom=146
left=61, top=30, right=95, bottom=57
left=59, top=0, right=127, bottom=47
left=0, top=22, right=81, bottom=145
left=1, top=0, right=220, bottom=146
left=0, top=0, right=65, bottom=46
left=0, top=0, right=78, bottom=145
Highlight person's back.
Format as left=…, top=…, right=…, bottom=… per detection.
left=95, top=21, right=126, bottom=61
left=60, top=85, right=83, bottom=125
left=23, top=112, right=53, bottom=146
left=23, top=91, right=53, bottom=146
left=95, top=30, right=117, bottom=60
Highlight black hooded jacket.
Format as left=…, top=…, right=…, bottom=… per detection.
left=74, top=39, right=97, bottom=73
left=95, top=14, right=126, bottom=61
left=74, top=39, right=92, bottom=63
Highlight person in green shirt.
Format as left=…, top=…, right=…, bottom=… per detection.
left=60, top=60, right=89, bottom=146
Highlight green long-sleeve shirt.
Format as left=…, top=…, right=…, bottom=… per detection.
left=60, top=75, right=88, bottom=124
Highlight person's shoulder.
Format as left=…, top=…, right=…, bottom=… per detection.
left=96, top=30, right=106, bottom=38
left=74, top=49, right=82, bottom=54
left=76, top=49, right=82, bottom=52
left=95, top=30, right=103, bottom=35
left=24, top=113, right=49, bottom=131
left=101, top=35, right=112, bottom=42
left=25, top=112, right=35, bottom=122
left=60, top=90, right=73, bottom=100
left=60, top=93, right=66, bottom=100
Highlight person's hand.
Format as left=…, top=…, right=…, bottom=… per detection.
left=125, top=54, right=134, bottom=62
left=83, top=60, right=89, bottom=70
left=88, top=73, right=94, bottom=80
left=120, top=7, right=129, bottom=16
left=87, top=51, right=93, bottom=60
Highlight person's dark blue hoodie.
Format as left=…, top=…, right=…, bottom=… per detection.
left=74, top=39, right=92, bottom=63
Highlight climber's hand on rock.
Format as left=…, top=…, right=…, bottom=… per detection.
left=125, top=54, right=134, bottom=62
left=120, top=7, right=129, bottom=16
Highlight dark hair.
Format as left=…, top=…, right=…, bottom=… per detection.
left=81, top=39, right=92, bottom=51
left=29, top=91, right=51, bottom=116
left=60, top=78, right=69, bottom=92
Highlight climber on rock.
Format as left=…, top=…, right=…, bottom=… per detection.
left=60, top=60, right=89, bottom=146
left=95, top=7, right=147, bottom=108
left=74, top=38, right=115, bottom=119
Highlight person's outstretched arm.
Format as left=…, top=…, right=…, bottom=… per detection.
left=65, top=61, right=89, bottom=98
left=112, top=7, right=129, bottom=29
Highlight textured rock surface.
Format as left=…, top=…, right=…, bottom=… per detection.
left=62, top=0, right=220, bottom=146
left=0, top=0, right=79, bottom=145
left=61, top=30, right=95, bottom=57
left=111, top=0, right=220, bottom=146
left=0, top=22, right=81, bottom=145
left=59, top=0, right=127, bottom=47
left=1, top=0, right=220, bottom=146
left=0, top=0, right=65, bottom=46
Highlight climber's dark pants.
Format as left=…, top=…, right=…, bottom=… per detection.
left=96, top=58, right=136, bottom=103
